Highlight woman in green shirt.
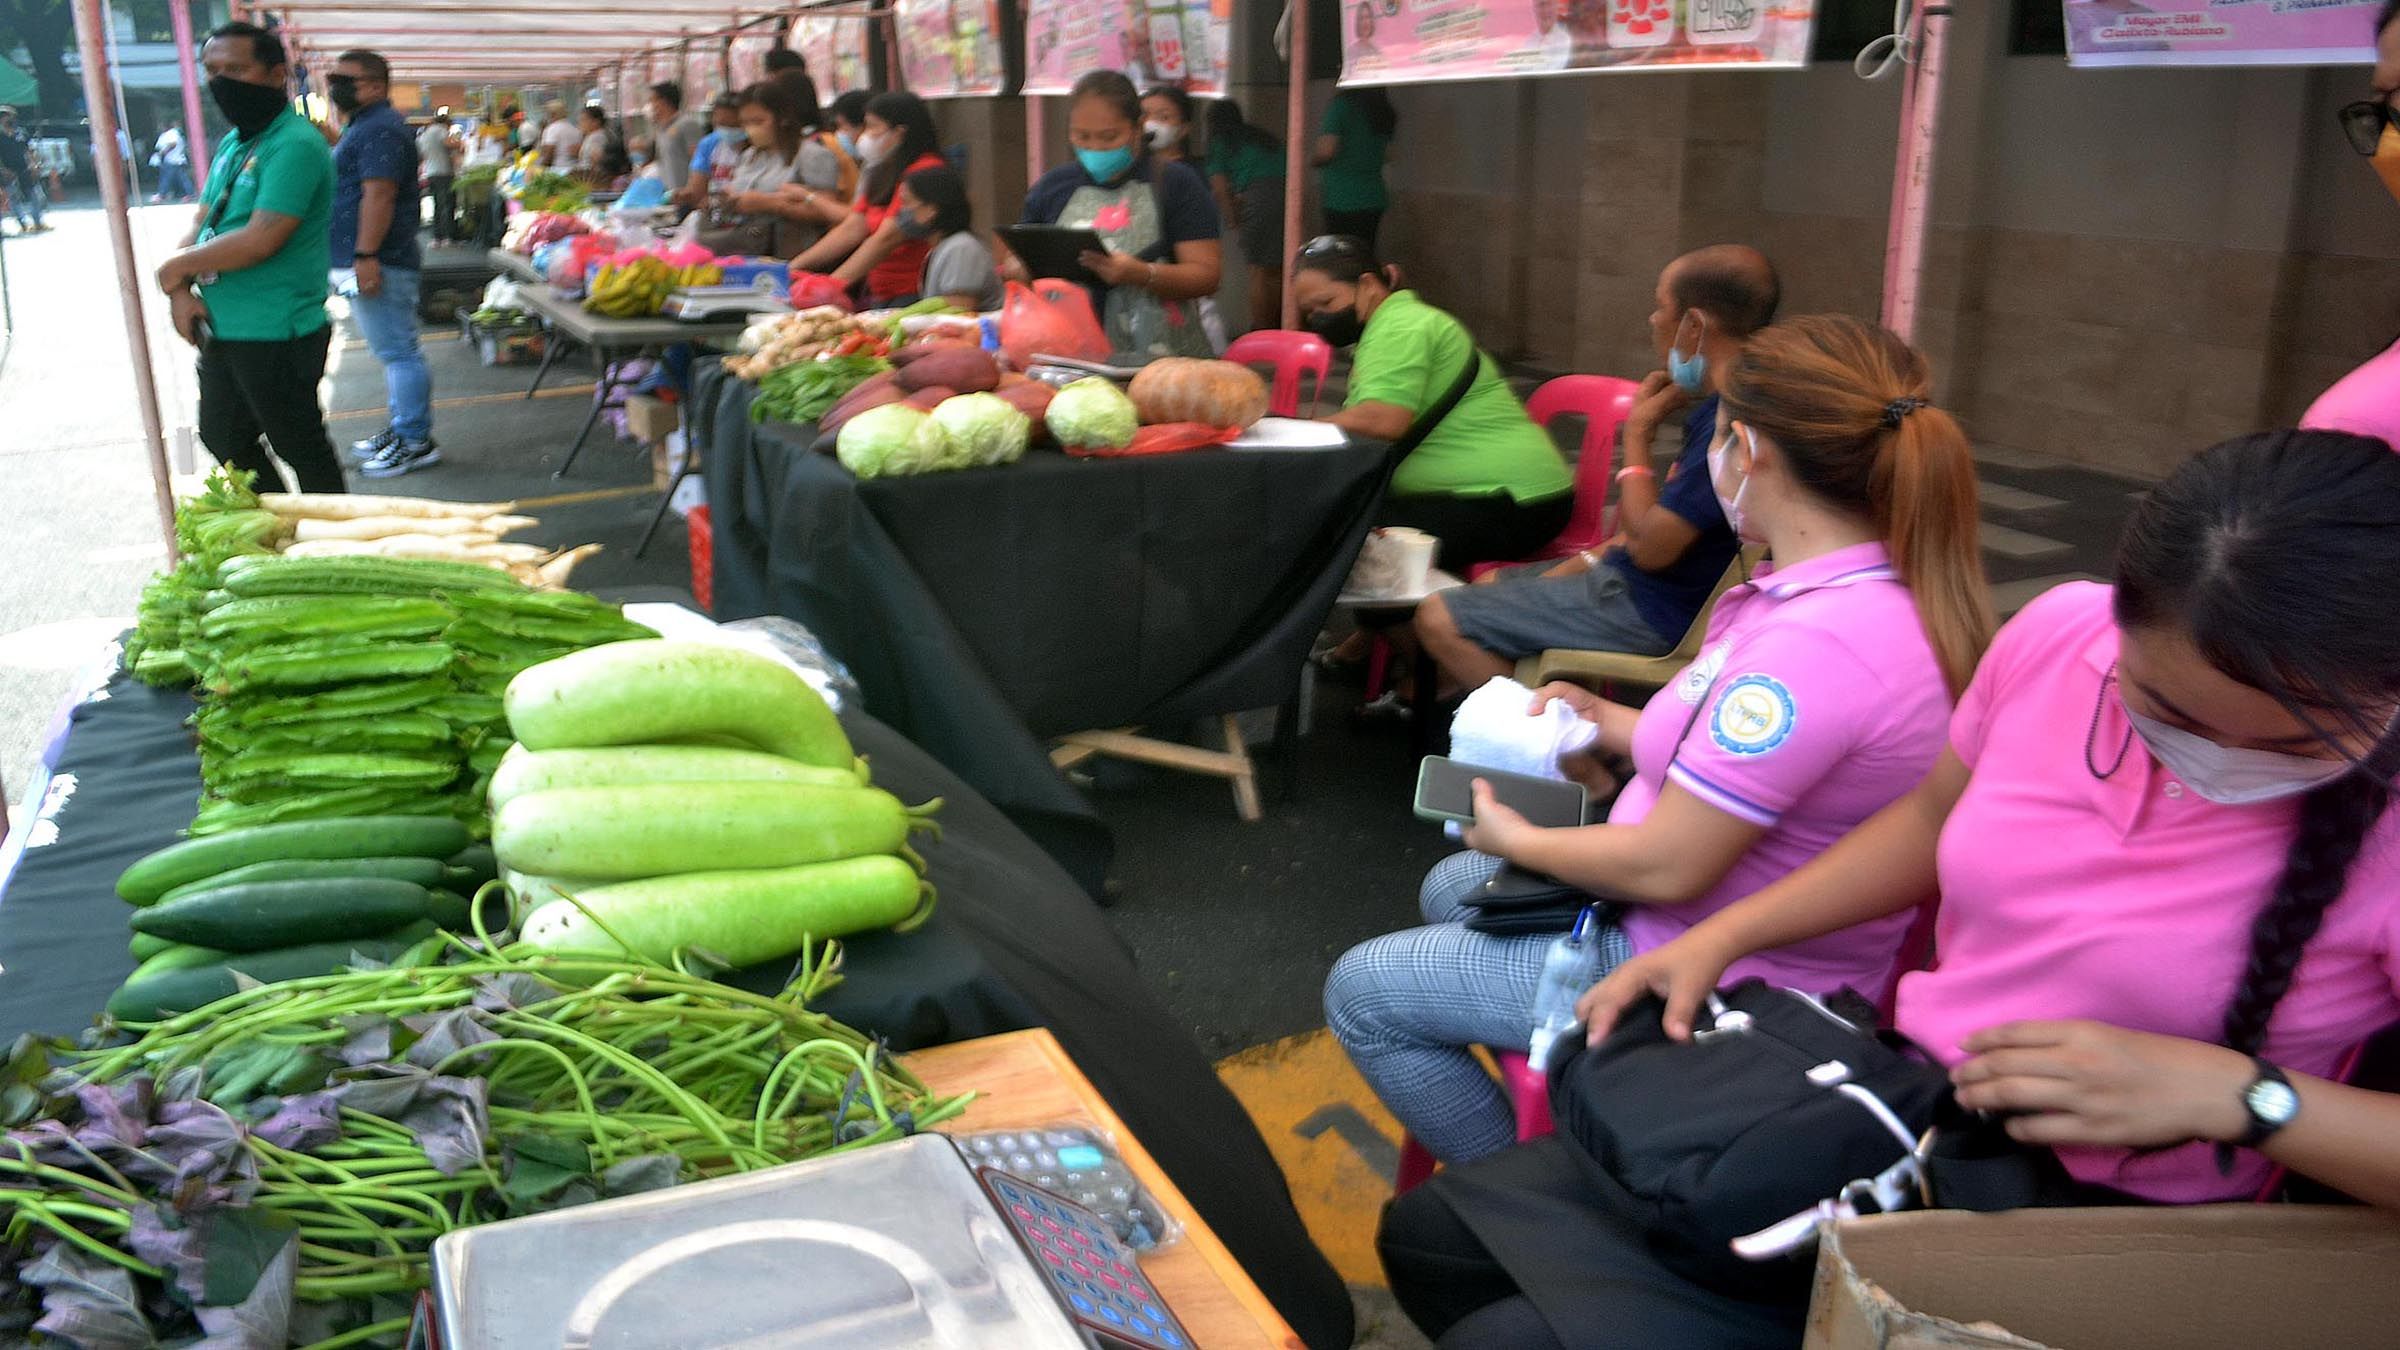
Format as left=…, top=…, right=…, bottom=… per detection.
left=1206, top=98, right=1286, bottom=334
left=1316, top=88, right=1395, bottom=251
left=1295, top=235, right=1571, bottom=569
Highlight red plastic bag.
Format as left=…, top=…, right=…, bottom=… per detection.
left=1064, top=422, right=1239, bottom=459
left=1000, top=279, right=1110, bottom=368
left=788, top=271, right=855, bottom=312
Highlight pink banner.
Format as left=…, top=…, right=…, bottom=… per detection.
left=1339, top=0, right=1816, bottom=85
left=684, top=40, right=725, bottom=104
left=893, top=0, right=1010, bottom=97
left=1024, top=0, right=1232, bottom=97
left=2064, top=1, right=2380, bottom=68
left=728, top=33, right=775, bottom=90
left=795, top=6, right=876, bottom=97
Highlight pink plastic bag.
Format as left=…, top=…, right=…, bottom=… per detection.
left=1000, top=279, right=1111, bottom=368
left=787, top=271, right=855, bottom=313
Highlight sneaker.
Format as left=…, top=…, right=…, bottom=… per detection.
left=348, top=427, right=399, bottom=460
left=360, top=437, right=441, bottom=479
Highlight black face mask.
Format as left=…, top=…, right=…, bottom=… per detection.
left=209, top=76, right=287, bottom=139
left=327, top=75, right=362, bottom=113
left=1305, top=301, right=1365, bottom=349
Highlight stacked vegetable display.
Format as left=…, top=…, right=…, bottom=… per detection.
left=4, top=938, right=966, bottom=1345
left=491, top=640, right=941, bottom=967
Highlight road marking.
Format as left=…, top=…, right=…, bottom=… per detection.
left=512, top=484, right=657, bottom=509
left=1978, top=522, right=2075, bottom=560
left=1215, top=1028, right=1408, bottom=1287
left=325, top=383, right=597, bottom=423
left=1975, top=481, right=2064, bottom=513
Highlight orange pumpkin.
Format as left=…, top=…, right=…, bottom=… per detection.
left=1127, top=359, right=1270, bottom=429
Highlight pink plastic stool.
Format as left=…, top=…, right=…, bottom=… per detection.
left=1466, top=374, right=1641, bottom=582
left=1393, top=1049, right=1553, bottom=1195
left=1224, top=330, right=1333, bottom=417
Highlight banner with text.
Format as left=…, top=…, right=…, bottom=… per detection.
left=1024, top=0, right=1233, bottom=96
left=794, top=7, right=875, bottom=97
left=1338, top=0, right=1815, bottom=85
left=2063, top=1, right=2381, bottom=68
left=894, top=0, right=1011, bottom=96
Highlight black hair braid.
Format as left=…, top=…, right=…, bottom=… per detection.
left=2219, top=761, right=2393, bottom=1058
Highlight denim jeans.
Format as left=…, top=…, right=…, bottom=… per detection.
left=347, top=265, right=432, bottom=441
left=7, top=177, right=44, bottom=227
left=1325, top=851, right=1632, bottom=1163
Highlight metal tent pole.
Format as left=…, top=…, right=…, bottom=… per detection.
left=1280, top=0, right=1308, bottom=330
left=71, top=0, right=180, bottom=562
left=170, top=0, right=210, bottom=175
left=1879, top=2, right=1949, bottom=343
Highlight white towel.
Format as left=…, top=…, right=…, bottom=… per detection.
left=1448, top=676, right=1600, bottom=781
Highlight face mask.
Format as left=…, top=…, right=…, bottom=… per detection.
left=2124, top=706, right=2351, bottom=805
left=1305, top=297, right=1365, bottom=349
left=1076, top=144, right=1135, bottom=182
left=1668, top=314, right=1709, bottom=395
left=2373, top=123, right=2400, bottom=207
left=327, top=75, right=361, bottom=113
left=209, top=75, right=287, bottom=139
left=631, top=152, right=651, bottom=168
left=899, top=210, right=936, bottom=239
left=1145, top=120, right=1178, bottom=149
left=1707, top=424, right=1754, bottom=538
left=855, top=130, right=890, bottom=163
left=837, top=130, right=858, bottom=158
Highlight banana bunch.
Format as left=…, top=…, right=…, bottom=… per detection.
left=673, top=263, right=725, bottom=287
left=585, top=258, right=678, bottom=318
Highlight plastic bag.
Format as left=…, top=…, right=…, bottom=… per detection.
left=1000, top=279, right=1111, bottom=368
left=1063, top=421, right=1238, bottom=459
left=788, top=271, right=855, bottom=313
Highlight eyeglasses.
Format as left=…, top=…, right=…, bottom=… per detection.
left=2337, top=99, right=2400, bottom=157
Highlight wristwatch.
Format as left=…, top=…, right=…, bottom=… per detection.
left=2235, top=1057, right=2300, bottom=1148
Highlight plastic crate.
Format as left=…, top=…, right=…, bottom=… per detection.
left=687, top=503, right=714, bottom=614
left=457, top=308, right=546, bottom=366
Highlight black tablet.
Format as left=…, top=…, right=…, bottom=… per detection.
left=998, top=224, right=1110, bottom=288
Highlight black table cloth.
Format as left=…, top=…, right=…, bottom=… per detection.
left=695, top=361, right=1396, bottom=895
left=0, top=668, right=1356, bottom=1350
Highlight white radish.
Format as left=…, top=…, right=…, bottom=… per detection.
left=292, top=514, right=498, bottom=541
left=531, top=543, right=602, bottom=589
left=259, top=491, right=518, bottom=521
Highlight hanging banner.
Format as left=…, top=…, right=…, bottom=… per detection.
left=2062, top=1, right=2380, bottom=68
left=894, top=0, right=1011, bottom=96
left=1024, top=1, right=1233, bottom=96
left=684, top=39, right=725, bottom=103
left=616, top=64, right=645, bottom=117
left=1337, top=0, right=1816, bottom=85
left=794, top=6, right=876, bottom=96
left=728, top=33, right=776, bottom=89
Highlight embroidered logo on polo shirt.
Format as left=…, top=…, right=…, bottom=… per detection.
left=1711, top=674, right=1796, bottom=755
left=1679, top=640, right=1732, bottom=705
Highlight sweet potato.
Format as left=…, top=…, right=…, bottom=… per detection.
left=894, top=346, right=1000, bottom=395
left=822, top=370, right=901, bottom=426
left=997, top=371, right=1032, bottom=389
left=903, top=386, right=957, bottom=411
left=821, top=383, right=908, bottom=438
left=890, top=337, right=975, bottom=368
left=994, top=381, right=1055, bottom=433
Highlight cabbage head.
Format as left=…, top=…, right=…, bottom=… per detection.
left=1045, top=377, right=1138, bottom=450
left=930, top=393, right=1031, bottom=468
left=837, top=404, right=937, bottom=478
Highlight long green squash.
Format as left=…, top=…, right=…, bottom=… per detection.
left=502, top=640, right=851, bottom=768
left=491, top=782, right=924, bottom=880
left=486, top=743, right=865, bottom=811
left=514, top=855, right=933, bottom=966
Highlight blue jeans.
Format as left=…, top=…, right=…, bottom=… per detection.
left=348, top=265, right=432, bottom=440
left=7, top=177, right=44, bottom=227
left=1324, top=851, right=1632, bottom=1163
left=155, top=159, right=195, bottom=200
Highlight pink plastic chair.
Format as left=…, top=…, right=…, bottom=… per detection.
left=1394, top=1049, right=1553, bottom=1195
left=1466, top=374, right=1642, bottom=582
left=1224, top=330, right=1332, bottom=417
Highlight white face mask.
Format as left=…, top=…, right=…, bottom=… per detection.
left=1706, top=423, right=1754, bottom=539
left=854, top=129, right=890, bottom=163
left=2124, top=707, right=2351, bottom=805
left=1145, top=120, right=1178, bottom=149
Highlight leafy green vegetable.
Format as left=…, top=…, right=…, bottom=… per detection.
left=835, top=403, right=937, bottom=478
left=1046, top=377, right=1139, bottom=450
left=749, top=354, right=892, bottom=426
left=929, top=392, right=1031, bottom=470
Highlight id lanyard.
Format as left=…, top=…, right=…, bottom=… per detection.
left=199, top=142, right=262, bottom=239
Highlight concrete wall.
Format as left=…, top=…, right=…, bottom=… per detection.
left=1355, top=6, right=2400, bottom=479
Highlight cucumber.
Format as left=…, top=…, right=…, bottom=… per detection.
left=131, top=879, right=435, bottom=951
left=154, top=855, right=451, bottom=906
left=492, top=782, right=914, bottom=881
left=486, top=744, right=865, bottom=811
left=127, top=942, right=234, bottom=981
left=105, top=923, right=439, bottom=1023
left=129, top=932, right=176, bottom=962
left=116, top=816, right=473, bottom=905
left=446, top=844, right=498, bottom=884
left=425, top=890, right=474, bottom=931
left=503, top=640, right=852, bottom=768
left=516, top=855, right=932, bottom=967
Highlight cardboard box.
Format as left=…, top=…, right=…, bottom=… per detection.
left=625, top=395, right=681, bottom=446
left=1805, top=1206, right=2400, bottom=1349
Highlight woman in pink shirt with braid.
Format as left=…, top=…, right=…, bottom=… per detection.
left=1383, top=427, right=2400, bottom=1349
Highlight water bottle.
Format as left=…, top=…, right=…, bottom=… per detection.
left=1527, top=905, right=1604, bottom=1072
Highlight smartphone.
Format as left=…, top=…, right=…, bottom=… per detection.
left=1413, top=757, right=1589, bottom=829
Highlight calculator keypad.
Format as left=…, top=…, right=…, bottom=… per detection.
left=982, top=1171, right=1190, bottom=1350
left=959, top=1128, right=1166, bottom=1249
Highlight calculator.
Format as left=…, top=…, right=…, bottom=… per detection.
left=976, top=1167, right=1194, bottom=1350
left=956, top=1127, right=1171, bottom=1249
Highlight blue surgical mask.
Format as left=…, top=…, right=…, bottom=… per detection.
left=1668, top=312, right=1709, bottom=394
left=1076, top=144, right=1135, bottom=183
left=837, top=130, right=858, bottom=158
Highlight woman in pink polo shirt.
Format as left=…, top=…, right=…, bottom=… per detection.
left=1325, top=315, right=1994, bottom=1165
left=1385, top=428, right=2400, bottom=1349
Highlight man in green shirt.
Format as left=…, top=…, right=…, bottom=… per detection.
left=155, top=21, right=344, bottom=494
left=1314, top=89, right=1394, bottom=249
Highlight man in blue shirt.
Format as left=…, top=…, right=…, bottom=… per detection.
left=1417, top=246, right=1780, bottom=689
left=328, top=48, right=437, bottom=477
left=673, top=93, right=743, bottom=214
